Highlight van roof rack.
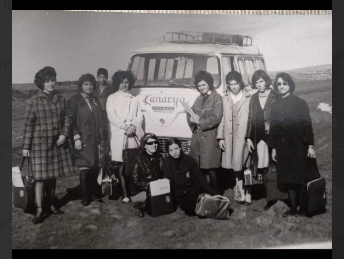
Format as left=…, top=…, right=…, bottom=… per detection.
left=163, top=32, right=253, bottom=46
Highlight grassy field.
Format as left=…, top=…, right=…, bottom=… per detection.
left=12, top=74, right=332, bottom=249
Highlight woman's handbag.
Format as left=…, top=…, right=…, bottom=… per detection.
left=122, top=135, right=141, bottom=178
left=263, top=160, right=288, bottom=202
left=12, top=157, right=36, bottom=214
left=243, top=153, right=253, bottom=186
left=195, top=194, right=230, bottom=219
left=146, top=178, right=174, bottom=217
left=300, top=159, right=327, bottom=215
left=100, top=145, right=119, bottom=196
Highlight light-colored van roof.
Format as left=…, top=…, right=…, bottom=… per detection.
left=133, top=42, right=262, bottom=56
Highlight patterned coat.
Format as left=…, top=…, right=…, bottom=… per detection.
left=23, top=91, right=74, bottom=180
left=187, top=90, right=223, bottom=169
left=268, top=94, right=314, bottom=184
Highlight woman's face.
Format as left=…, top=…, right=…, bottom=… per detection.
left=145, top=137, right=158, bottom=155
left=82, top=81, right=94, bottom=95
left=168, top=143, right=181, bottom=159
left=197, top=80, right=210, bottom=95
left=228, top=80, right=241, bottom=95
left=119, top=78, right=130, bottom=92
left=276, top=77, right=290, bottom=96
left=255, top=77, right=268, bottom=93
left=43, top=77, right=56, bottom=92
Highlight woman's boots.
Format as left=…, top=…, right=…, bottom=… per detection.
left=80, top=169, right=91, bottom=206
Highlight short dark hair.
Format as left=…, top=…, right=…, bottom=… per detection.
left=34, top=66, right=57, bottom=90
left=251, top=70, right=271, bottom=89
left=77, top=74, right=97, bottom=92
left=112, top=70, right=136, bottom=92
left=226, top=71, right=245, bottom=90
left=97, top=68, right=108, bottom=78
left=166, top=138, right=182, bottom=150
left=273, top=72, right=296, bottom=93
left=140, top=133, right=160, bottom=153
left=194, top=70, right=215, bottom=92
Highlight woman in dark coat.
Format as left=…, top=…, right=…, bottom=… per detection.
left=269, top=72, right=316, bottom=217
left=246, top=70, right=278, bottom=209
left=187, top=70, right=223, bottom=194
left=68, top=74, right=103, bottom=206
left=23, top=66, right=74, bottom=224
left=163, top=138, right=215, bottom=216
left=129, top=133, right=164, bottom=217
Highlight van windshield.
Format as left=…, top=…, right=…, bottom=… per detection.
left=128, top=54, right=221, bottom=89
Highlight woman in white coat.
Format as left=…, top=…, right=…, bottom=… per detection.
left=106, top=70, right=144, bottom=203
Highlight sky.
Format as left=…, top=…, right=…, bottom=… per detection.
left=12, top=11, right=332, bottom=84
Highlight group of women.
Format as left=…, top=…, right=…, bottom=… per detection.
left=22, top=66, right=316, bottom=224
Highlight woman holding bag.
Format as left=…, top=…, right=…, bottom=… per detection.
left=106, top=70, right=144, bottom=203
left=23, top=66, right=74, bottom=224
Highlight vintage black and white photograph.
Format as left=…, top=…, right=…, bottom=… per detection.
left=12, top=10, right=332, bottom=249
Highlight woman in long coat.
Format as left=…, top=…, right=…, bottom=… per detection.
left=187, top=70, right=223, bottom=194
left=246, top=70, right=278, bottom=208
left=217, top=71, right=252, bottom=204
left=68, top=74, right=103, bottom=206
left=269, top=72, right=316, bottom=217
left=23, top=66, right=74, bottom=224
left=106, top=70, right=144, bottom=203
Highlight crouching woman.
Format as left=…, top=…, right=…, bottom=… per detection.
left=163, top=138, right=216, bottom=216
left=129, top=133, right=164, bottom=217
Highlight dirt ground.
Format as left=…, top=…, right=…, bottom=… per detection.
left=11, top=79, right=332, bottom=249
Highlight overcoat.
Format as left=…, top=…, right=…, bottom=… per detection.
left=23, top=90, right=74, bottom=180
left=187, top=90, right=223, bottom=169
left=268, top=94, right=314, bottom=184
left=217, top=90, right=252, bottom=171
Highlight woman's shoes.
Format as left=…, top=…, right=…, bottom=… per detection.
left=245, top=201, right=252, bottom=205
left=121, top=197, right=130, bottom=203
left=32, top=210, right=44, bottom=224
left=282, top=209, right=297, bottom=217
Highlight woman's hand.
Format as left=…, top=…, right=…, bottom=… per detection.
left=23, top=149, right=30, bottom=157
left=272, top=149, right=277, bottom=162
left=308, top=147, right=316, bottom=159
left=190, top=114, right=200, bottom=125
left=247, top=138, right=254, bottom=153
left=75, top=139, right=82, bottom=150
left=125, top=126, right=135, bottom=135
left=56, top=135, right=66, bottom=146
left=219, top=140, right=225, bottom=151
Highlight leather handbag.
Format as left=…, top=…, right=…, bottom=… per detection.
left=195, top=193, right=230, bottom=219
left=263, top=160, right=288, bottom=202
left=122, top=135, right=141, bottom=178
left=243, top=152, right=253, bottom=186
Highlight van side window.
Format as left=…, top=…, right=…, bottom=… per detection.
left=245, top=59, right=255, bottom=84
left=131, top=56, right=145, bottom=83
left=256, top=59, right=265, bottom=71
left=237, top=59, right=249, bottom=86
left=207, top=57, right=220, bottom=86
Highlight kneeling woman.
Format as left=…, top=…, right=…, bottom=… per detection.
left=163, top=138, right=216, bottom=216
left=129, top=133, right=164, bottom=217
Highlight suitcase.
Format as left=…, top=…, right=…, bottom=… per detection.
left=300, top=159, right=327, bottom=215
left=146, top=179, right=174, bottom=217
left=195, top=194, right=230, bottom=219
left=263, top=172, right=288, bottom=202
left=12, top=157, right=36, bottom=214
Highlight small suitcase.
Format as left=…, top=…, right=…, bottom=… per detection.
left=12, top=157, right=36, bottom=214
left=146, top=179, right=174, bottom=217
left=195, top=194, right=230, bottom=219
left=300, top=159, right=327, bottom=215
